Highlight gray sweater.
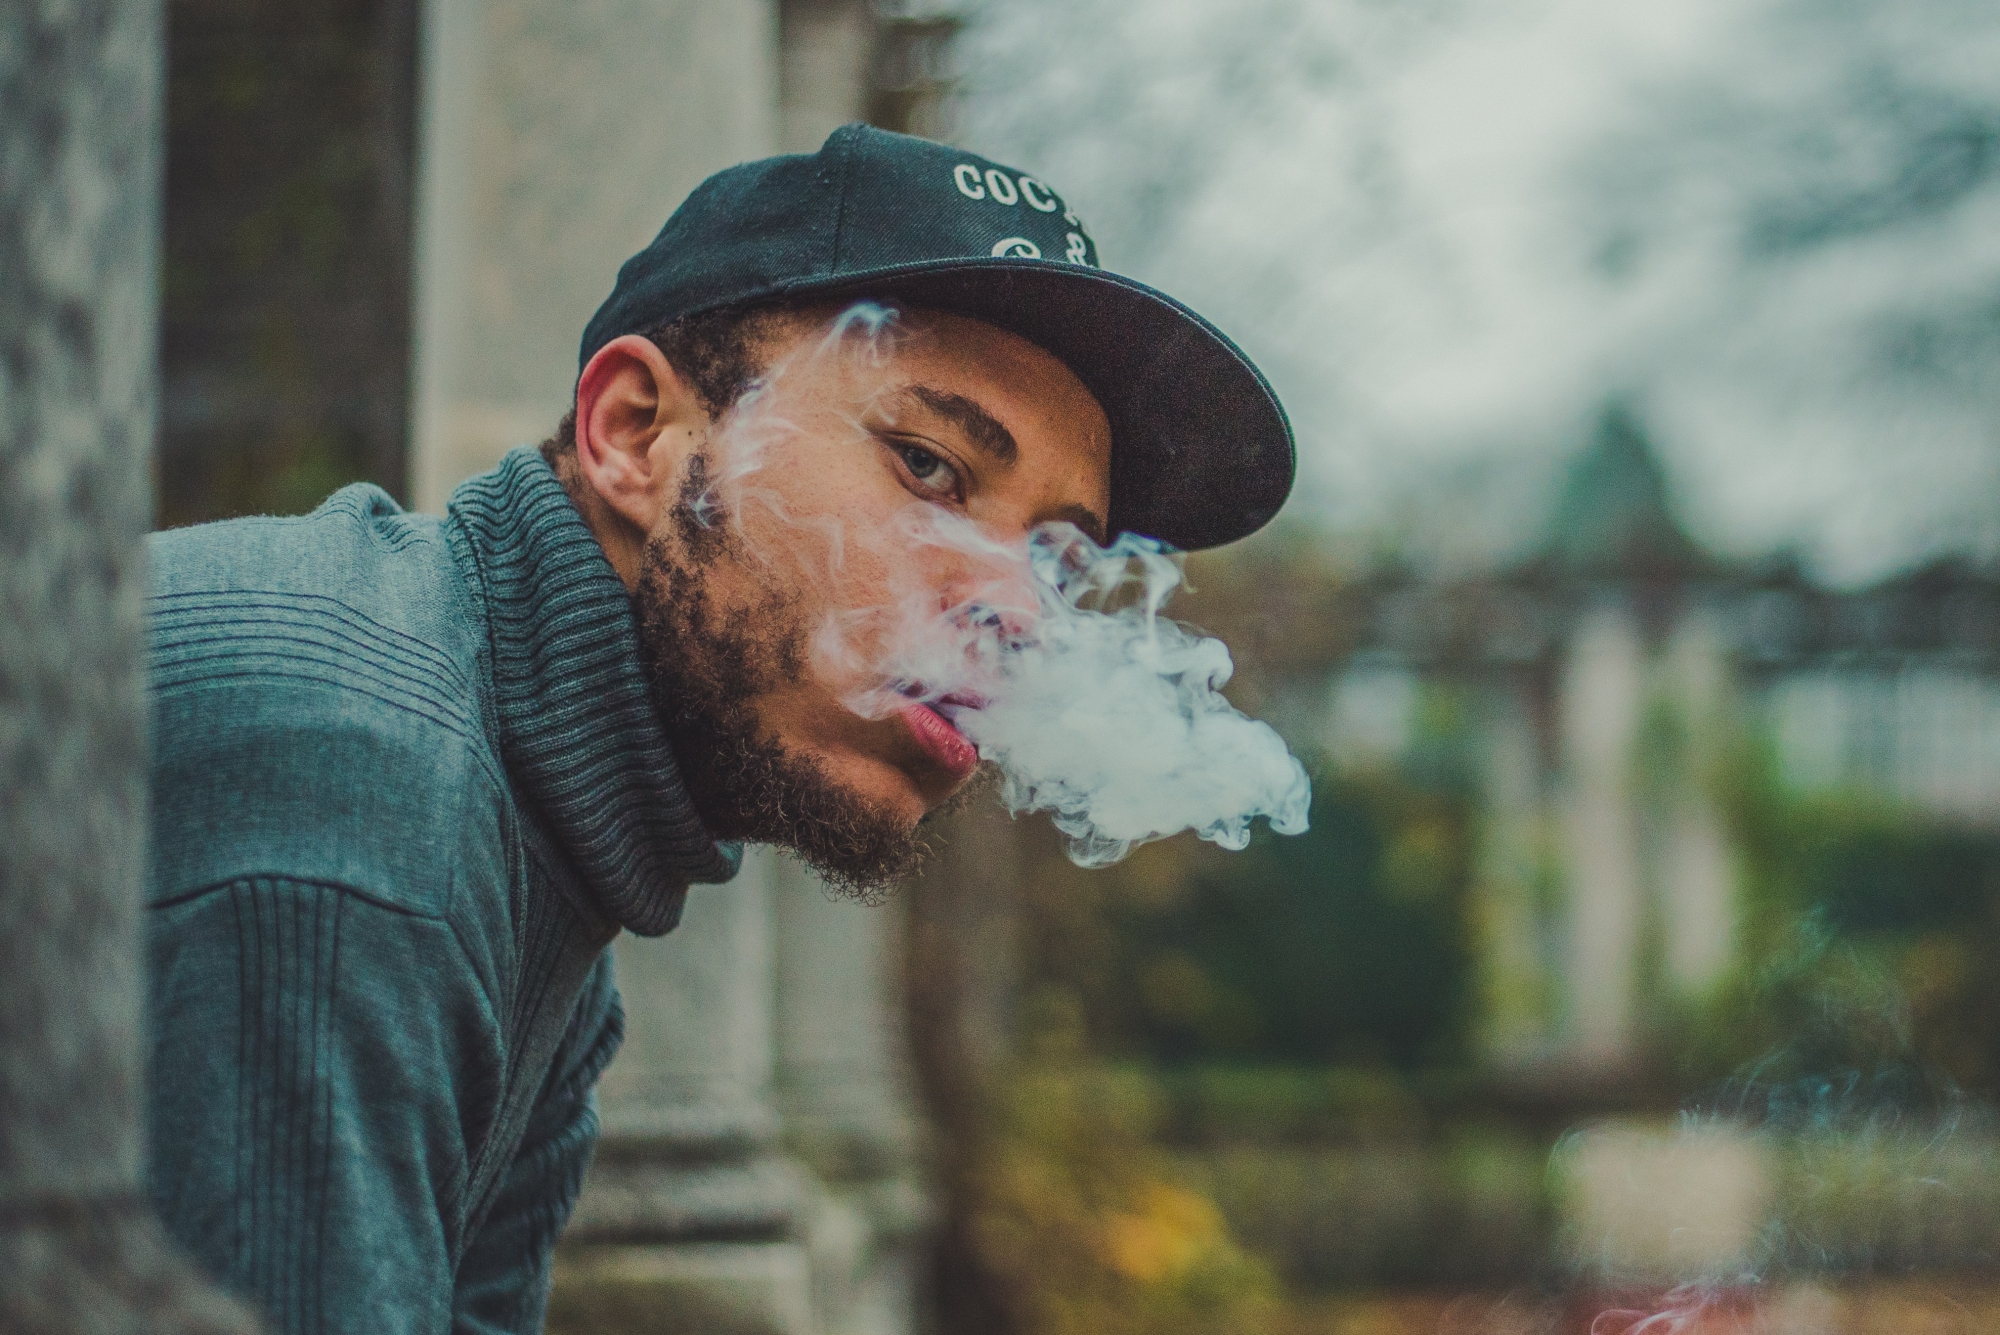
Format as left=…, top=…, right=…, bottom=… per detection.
left=142, top=448, right=740, bottom=1333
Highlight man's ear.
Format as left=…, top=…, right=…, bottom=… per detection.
left=572, top=334, right=709, bottom=545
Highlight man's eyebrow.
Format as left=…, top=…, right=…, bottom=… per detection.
left=903, top=384, right=1017, bottom=465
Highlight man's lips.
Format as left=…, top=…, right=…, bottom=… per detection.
left=900, top=701, right=980, bottom=783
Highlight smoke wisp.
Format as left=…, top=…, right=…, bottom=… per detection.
left=1548, top=915, right=2000, bottom=1333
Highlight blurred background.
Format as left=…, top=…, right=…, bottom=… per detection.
left=156, top=0, right=2000, bottom=1330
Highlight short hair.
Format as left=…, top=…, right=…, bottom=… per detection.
left=540, top=298, right=815, bottom=466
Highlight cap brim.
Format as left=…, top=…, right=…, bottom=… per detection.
left=769, top=259, right=1295, bottom=552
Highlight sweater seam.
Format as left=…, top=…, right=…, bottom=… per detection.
left=149, top=873, right=453, bottom=923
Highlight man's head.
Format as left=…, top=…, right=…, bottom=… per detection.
left=550, top=300, right=1111, bottom=895
left=555, top=123, right=1295, bottom=895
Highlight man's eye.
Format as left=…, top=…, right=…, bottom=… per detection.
left=896, top=442, right=960, bottom=497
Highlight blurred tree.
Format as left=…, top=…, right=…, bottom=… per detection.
left=964, top=1062, right=1279, bottom=1335
left=1686, top=743, right=2000, bottom=1104
left=905, top=803, right=1029, bottom=1335
left=158, top=0, right=418, bottom=526
left=1020, top=765, right=1477, bottom=1073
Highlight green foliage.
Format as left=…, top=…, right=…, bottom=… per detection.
left=1020, top=764, right=1477, bottom=1071
left=1168, top=1128, right=1551, bottom=1289
left=1681, top=739, right=2000, bottom=1099
left=981, top=746, right=1515, bottom=1311
left=964, top=1062, right=1280, bottom=1335
left=1150, top=1065, right=1434, bottom=1145
left=157, top=429, right=379, bottom=528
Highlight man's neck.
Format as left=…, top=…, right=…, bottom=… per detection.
left=545, top=445, right=646, bottom=592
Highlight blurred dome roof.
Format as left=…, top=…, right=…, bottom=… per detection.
left=1538, top=402, right=1715, bottom=581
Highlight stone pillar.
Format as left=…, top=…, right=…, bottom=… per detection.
left=557, top=848, right=817, bottom=1335
left=405, top=4, right=952, bottom=1331
left=772, top=858, right=931, bottom=1335
left=1656, top=611, right=1736, bottom=994
left=0, top=1, right=255, bottom=1327
left=407, top=0, right=778, bottom=512
left=404, top=6, right=804, bottom=1319
left=1558, top=602, right=1647, bottom=1071
left=780, top=0, right=875, bottom=153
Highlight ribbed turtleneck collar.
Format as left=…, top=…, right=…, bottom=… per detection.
left=446, top=446, right=739, bottom=935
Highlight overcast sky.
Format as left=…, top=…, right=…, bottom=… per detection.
left=956, top=0, right=2000, bottom=583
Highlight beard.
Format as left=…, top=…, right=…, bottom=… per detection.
left=632, top=454, right=928, bottom=901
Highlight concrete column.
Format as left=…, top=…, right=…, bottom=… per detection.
left=0, top=1, right=256, bottom=1325
left=407, top=0, right=778, bottom=512
left=599, top=852, right=779, bottom=1146
left=773, top=858, right=930, bottom=1335
left=1657, top=611, right=1736, bottom=994
left=775, top=39, right=976, bottom=1307
left=405, top=3, right=952, bottom=1330
left=780, top=0, right=875, bottom=153
left=1558, top=603, right=1647, bottom=1071
left=404, top=5, right=810, bottom=1324
left=559, top=849, right=817, bottom=1335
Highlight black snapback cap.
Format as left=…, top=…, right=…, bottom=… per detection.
left=581, top=123, right=1294, bottom=551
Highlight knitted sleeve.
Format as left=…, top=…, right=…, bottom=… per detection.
left=451, top=956, right=623, bottom=1335
left=145, top=877, right=502, bottom=1335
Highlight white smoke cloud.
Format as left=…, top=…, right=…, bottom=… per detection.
left=956, top=530, right=1310, bottom=865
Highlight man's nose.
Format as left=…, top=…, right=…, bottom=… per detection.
left=941, top=566, right=1040, bottom=648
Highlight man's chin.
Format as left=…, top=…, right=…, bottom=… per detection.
left=770, top=795, right=929, bottom=905
left=831, top=752, right=967, bottom=828
left=917, top=760, right=999, bottom=825
left=736, top=748, right=994, bottom=901
left=684, top=732, right=933, bottom=903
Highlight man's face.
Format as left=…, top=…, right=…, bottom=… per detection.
left=627, top=306, right=1112, bottom=891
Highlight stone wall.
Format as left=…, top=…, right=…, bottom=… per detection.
left=549, top=853, right=932, bottom=1335
left=407, top=0, right=777, bottom=512
left=0, top=2, right=257, bottom=1326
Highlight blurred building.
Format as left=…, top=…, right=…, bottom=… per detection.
left=160, top=3, right=959, bottom=1333
left=1276, top=405, right=2000, bottom=1086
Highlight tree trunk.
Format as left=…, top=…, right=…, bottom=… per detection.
left=902, top=803, right=1025, bottom=1335
left=0, top=2, right=256, bottom=1329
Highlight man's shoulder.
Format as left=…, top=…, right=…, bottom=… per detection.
left=146, top=482, right=489, bottom=747
left=149, top=481, right=463, bottom=624
left=146, top=483, right=511, bottom=918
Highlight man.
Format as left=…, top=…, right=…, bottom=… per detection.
left=143, top=124, right=1293, bottom=1332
